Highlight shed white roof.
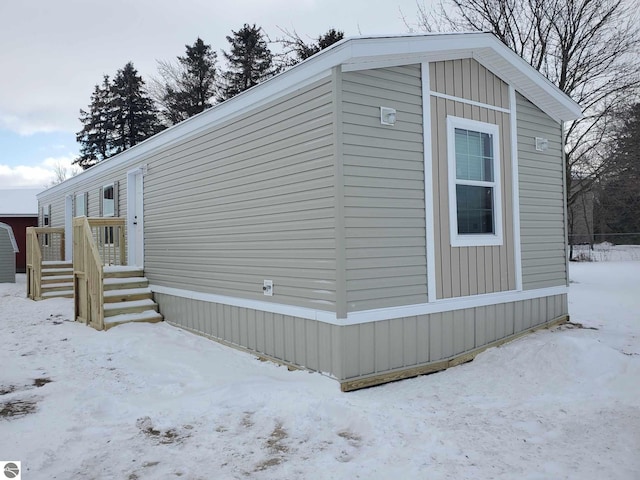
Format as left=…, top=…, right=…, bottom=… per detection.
left=41, top=33, right=582, bottom=198
left=0, top=188, right=42, bottom=216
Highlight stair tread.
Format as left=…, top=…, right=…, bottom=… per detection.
left=103, top=299, right=156, bottom=311
left=42, top=275, right=73, bottom=281
left=41, top=282, right=74, bottom=289
left=103, top=265, right=144, bottom=273
left=104, top=277, right=149, bottom=285
left=104, top=287, right=152, bottom=297
left=42, top=268, right=73, bottom=274
left=42, top=261, right=72, bottom=266
left=104, top=310, right=163, bottom=326
left=41, top=290, right=74, bottom=298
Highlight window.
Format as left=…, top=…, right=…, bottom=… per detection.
left=102, top=184, right=115, bottom=217
left=42, top=205, right=50, bottom=246
left=75, top=193, right=87, bottom=217
left=447, top=117, right=503, bottom=247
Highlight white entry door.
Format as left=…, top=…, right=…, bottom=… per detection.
left=127, top=168, right=145, bottom=267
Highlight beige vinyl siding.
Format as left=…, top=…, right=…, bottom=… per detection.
left=39, top=172, right=129, bottom=226
left=144, top=78, right=336, bottom=311
left=516, top=92, right=567, bottom=289
left=341, top=65, right=427, bottom=312
left=429, top=60, right=516, bottom=299
left=341, top=293, right=567, bottom=381
left=155, top=292, right=344, bottom=380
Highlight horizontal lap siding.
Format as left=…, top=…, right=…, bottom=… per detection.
left=145, top=78, right=337, bottom=311
left=38, top=166, right=132, bottom=262
left=341, top=294, right=567, bottom=381
left=429, top=60, right=516, bottom=299
left=516, top=93, right=567, bottom=289
left=155, top=293, right=343, bottom=379
left=342, top=65, right=427, bottom=312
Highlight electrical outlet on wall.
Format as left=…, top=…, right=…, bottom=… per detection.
left=263, top=280, right=273, bottom=296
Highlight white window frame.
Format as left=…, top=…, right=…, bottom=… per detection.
left=75, top=192, right=87, bottom=217
left=447, top=116, right=503, bottom=247
left=102, top=183, right=115, bottom=217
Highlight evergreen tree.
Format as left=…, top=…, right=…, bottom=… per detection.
left=218, top=24, right=276, bottom=101
left=277, top=28, right=344, bottom=66
left=110, top=62, right=164, bottom=155
left=74, top=63, right=164, bottom=169
left=75, top=75, right=115, bottom=169
left=155, top=38, right=218, bottom=124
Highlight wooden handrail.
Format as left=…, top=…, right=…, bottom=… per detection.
left=26, top=226, right=65, bottom=300
left=73, top=217, right=105, bottom=329
left=86, top=217, right=126, bottom=266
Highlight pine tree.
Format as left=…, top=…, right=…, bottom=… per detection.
left=110, top=62, right=165, bottom=154
left=218, top=24, right=276, bottom=102
left=75, top=75, right=115, bottom=169
left=277, top=28, right=345, bottom=66
left=74, top=63, right=165, bottom=169
left=155, top=38, right=218, bottom=124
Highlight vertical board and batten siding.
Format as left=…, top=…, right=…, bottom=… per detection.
left=143, top=78, right=337, bottom=311
left=429, top=59, right=516, bottom=299
left=341, top=294, right=567, bottom=381
left=155, top=293, right=344, bottom=379
left=516, top=92, right=567, bottom=289
left=341, top=65, right=428, bottom=312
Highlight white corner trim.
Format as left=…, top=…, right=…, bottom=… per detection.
left=422, top=62, right=437, bottom=302
left=510, top=86, right=523, bottom=291
left=430, top=91, right=511, bottom=114
left=150, top=284, right=568, bottom=326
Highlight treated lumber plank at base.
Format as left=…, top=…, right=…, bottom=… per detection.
left=339, top=314, right=569, bottom=392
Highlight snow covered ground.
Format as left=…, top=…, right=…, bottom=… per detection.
left=1, top=246, right=639, bottom=479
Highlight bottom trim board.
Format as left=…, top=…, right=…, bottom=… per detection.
left=339, top=314, right=569, bottom=392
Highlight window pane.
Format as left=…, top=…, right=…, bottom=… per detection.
left=103, top=185, right=114, bottom=216
left=456, top=185, right=494, bottom=234
left=75, top=194, right=85, bottom=216
left=454, top=128, right=494, bottom=182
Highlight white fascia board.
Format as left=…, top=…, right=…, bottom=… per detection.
left=40, top=50, right=348, bottom=198
left=343, top=33, right=581, bottom=122
left=472, top=48, right=582, bottom=122
left=151, top=283, right=567, bottom=326
left=40, top=32, right=581, bottom=199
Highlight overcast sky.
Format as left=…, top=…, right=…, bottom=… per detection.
left=0, top=0, right=434, bottom=188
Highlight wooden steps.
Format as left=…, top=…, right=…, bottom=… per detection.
left=40, top=261, right=73, bottom=299
left=101, top=266, right=163, bottom=330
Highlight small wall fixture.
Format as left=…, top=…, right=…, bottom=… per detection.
left=535, top=137, right=549, bottom=152
left=380, top=107, right=397, bottom=126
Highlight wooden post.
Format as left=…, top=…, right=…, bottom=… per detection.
left=119, top=225, right=126, bottom=265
